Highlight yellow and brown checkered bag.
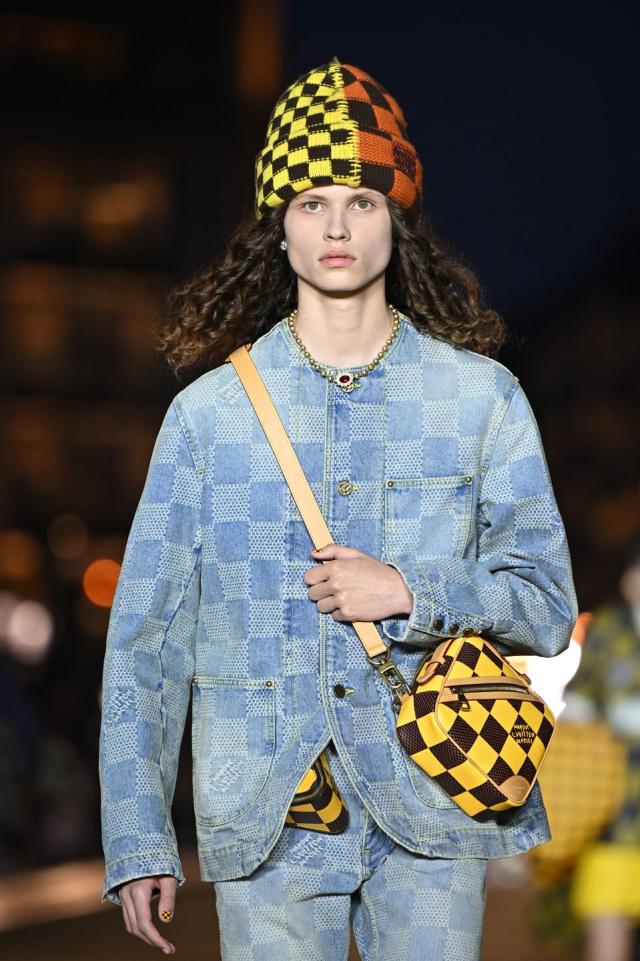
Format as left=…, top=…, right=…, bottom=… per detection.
left=285, top=749, right=349, bottom=833
left=396, top=634, right=556, bottom=821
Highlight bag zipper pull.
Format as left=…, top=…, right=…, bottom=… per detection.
left=452, top=687, right=471, bottom=710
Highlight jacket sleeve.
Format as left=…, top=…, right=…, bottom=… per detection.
left=98, top=396, right=203, bottom=904
left=379, top=377, right=579, bottom=658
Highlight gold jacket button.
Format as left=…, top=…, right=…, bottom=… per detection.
left=337, top=480, right=355, bottom=495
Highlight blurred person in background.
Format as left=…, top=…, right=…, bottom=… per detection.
left=98, top=56, right=579, bottom=959
left=563, top=535, right=640, bottom=961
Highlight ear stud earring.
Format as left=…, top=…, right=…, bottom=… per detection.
left=280, top=240, right=287, bottom=250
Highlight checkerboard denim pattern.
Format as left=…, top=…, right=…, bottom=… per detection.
left=99, top=310, right=578, bottom=904
left=214, top=740, right=488, bottom=961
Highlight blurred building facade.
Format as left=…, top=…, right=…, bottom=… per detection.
left=0, top=4, right=285, bottom=875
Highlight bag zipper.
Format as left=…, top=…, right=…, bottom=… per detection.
left=450, top=682, right=532, bottom=710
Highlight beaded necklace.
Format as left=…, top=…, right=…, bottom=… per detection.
left=286, top=304, right=401, bottom=393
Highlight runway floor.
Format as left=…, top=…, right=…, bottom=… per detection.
left=0, top=852, right=578, bottom=961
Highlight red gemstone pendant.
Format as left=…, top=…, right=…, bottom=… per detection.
left=336, top=371, right=360, bottom=392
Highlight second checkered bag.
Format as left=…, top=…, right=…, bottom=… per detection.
left=285, top=749, right=349, bottom=833
left=396, top=634, right=556, bottom=821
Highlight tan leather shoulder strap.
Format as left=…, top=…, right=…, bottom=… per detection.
left=226, top=343, right=388, bottom=659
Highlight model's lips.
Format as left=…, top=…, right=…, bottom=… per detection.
left=320, top=254, right=355, bottom=266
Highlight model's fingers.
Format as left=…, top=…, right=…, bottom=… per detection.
left=120, top=885, right=139, bottom=937
left=131, top=883, right=175, bottom=954
left=158, top=876, right=178, bottom=925
left=119, top=889, right=133, bottom=934
left=316, top=594, right=341, bottom=614
left=126, top=884, right=155, bottom=948
left=307, top=582, right=334, bottom=601
left=137, top=917, right=175, bottom=954
left=120, top=883, right=153, bottom=946
left=304, top=565, right=330, bottom=585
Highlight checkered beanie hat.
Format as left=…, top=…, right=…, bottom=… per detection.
left=255, top=55, right=423, bottom=218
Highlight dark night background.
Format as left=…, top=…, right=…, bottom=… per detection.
left=0, top=3, right=638, bottom=958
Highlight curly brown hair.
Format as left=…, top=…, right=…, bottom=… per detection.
left=155, top=196, right=512, bottom=380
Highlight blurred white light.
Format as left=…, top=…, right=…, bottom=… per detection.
left=6, top=600, right=54, bottom=664
left=0, top=591, right=20, bottom=651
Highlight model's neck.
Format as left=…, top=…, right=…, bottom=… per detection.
left=291, top=298, right=394, bottom=367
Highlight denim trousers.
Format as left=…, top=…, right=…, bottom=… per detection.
left=213, top=739, right=488, bottom=961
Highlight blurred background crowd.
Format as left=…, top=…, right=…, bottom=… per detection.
left=0, top=3, right=638, bottom=959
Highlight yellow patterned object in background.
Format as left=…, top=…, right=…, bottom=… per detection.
left=285, top=749, right=349, bottom=833
left=571, top=843, right=640, bottom=918
left=529, top=720, right=627, bottom=883
left=396, top=635, right=556, bottom=821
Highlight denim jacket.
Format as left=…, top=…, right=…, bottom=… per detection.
left=99, top=310, right=579, bottom=904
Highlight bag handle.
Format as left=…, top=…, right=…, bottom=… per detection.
left=226, top=343, right=412, bottom=702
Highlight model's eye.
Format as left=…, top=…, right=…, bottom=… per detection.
left=301, top=198, right=373, bottom=211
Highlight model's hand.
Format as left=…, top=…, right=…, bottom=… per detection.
left=119, top=874, right=177, bottom=954
left=304, top=543, right=413, bottom=622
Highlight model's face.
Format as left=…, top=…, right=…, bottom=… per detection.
left=282, top=185, right=393, bottom=295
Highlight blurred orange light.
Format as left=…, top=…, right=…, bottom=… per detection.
left=82, top=558, right=120, bottom=608
left=572, top=611, right=593, bottom=646
left=47, top=512, right=89, bottom=560
left=0, top=529, right=44, bottom=579
left=234, top=0, right=283, bottom=103
left=84, top=179, right=165, bottom=228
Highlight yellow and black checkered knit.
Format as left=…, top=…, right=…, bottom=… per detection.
left=397, top=635, right=556, bottom=821
left=255, top=55, right=423, bottom=217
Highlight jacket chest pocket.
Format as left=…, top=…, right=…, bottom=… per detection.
left=383, top=475, right=474, bottom=562
left=191, top=676, right=276, bottom=826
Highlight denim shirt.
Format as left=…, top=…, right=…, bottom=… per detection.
left=98, top=311, right=579, bottom=904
